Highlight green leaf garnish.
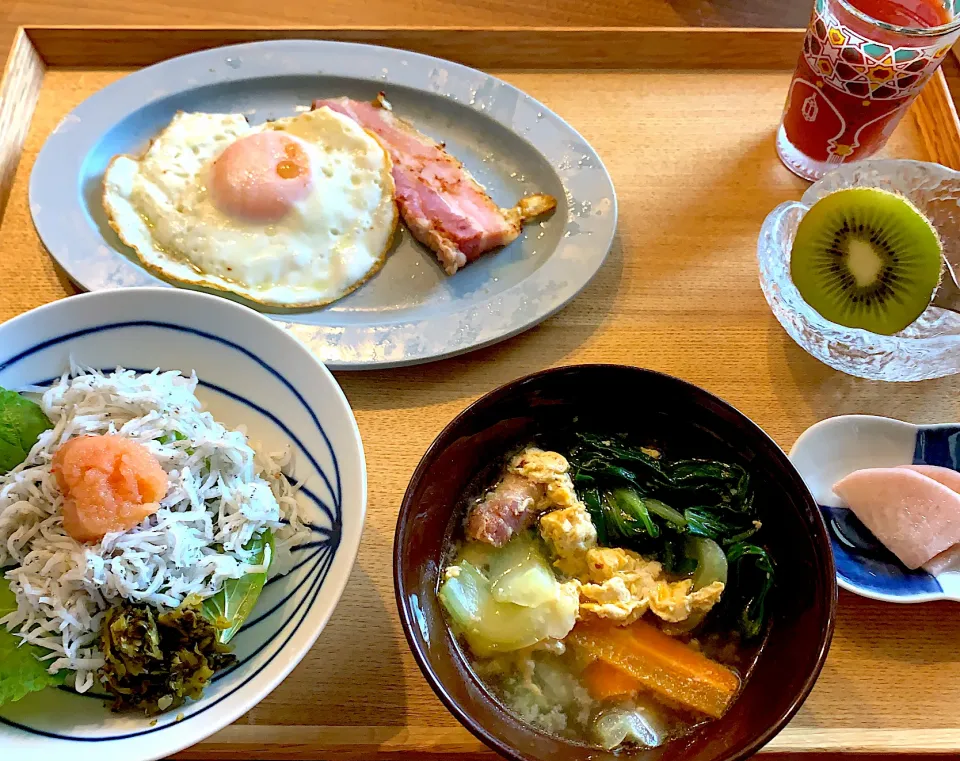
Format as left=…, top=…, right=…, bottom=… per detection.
left=0, top=387, right=53, bottom=473
left=159, top=430, right=196, bottom=455
left=0, top=580, right=65, bottom=707
left=202, top=529, right=273, bottom=644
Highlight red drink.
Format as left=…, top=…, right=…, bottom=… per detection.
left=777, top=0, right=960, bottom=180
left=856, top=0, right=951, bottom=26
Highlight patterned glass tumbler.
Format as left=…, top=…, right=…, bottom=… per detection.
left=777, top=0, right=960, bottom=181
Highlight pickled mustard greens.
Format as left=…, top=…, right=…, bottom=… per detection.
left=100, top=595, right=236, bottom=714
left=568, top=433, right=774, bottom=638
left=98, top=530, right=275, bottom=713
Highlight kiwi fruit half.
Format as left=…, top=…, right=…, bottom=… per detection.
left=790, top=187, right=942, bottom=335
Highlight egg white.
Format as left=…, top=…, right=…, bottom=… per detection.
left=102, top=108, right=397, bottom=308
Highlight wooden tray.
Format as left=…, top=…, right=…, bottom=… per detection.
left=3, top=26, right=960, bottom=759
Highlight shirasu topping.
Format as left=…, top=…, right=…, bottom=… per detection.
left=0, top=367, right=306, bottom=693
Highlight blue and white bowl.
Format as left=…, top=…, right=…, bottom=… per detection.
left=0, top=288, right=366, bottom=760
left=790, top=415, right=960, bottom=603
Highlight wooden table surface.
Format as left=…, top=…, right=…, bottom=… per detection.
left=3, top=3, right=960, bottom=761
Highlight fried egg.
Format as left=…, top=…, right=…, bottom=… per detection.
left=102, top=108, right=397, bottom=307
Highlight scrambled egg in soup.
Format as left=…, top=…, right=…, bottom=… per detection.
left=508, top=448, right=581, bottom=508
left=513, top=447, right=726, bottom=626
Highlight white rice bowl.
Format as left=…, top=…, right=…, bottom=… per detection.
left=0, top=289, right=366, bottom=761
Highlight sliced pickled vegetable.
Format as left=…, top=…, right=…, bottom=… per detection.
left=489, top=532, right=557, bottom=607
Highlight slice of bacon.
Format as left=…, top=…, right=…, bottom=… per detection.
left=313, top=94, right=557, bottom=275
left=465, top=472, right=545, bottom=547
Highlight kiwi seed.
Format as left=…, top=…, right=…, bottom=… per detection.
left=789, top=187, right=943, bottom=336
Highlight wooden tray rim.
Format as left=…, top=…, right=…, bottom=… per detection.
left=17, top=24, right=811, bottom=68
left=3, top=23, right=960, bottom=757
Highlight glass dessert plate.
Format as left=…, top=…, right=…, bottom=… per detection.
left=758, top=159, right=960, bottom=381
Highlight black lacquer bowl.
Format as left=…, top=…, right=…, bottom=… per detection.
left=394, top=364, right=836, bottom=761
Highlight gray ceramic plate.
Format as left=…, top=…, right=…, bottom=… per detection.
left=29, top=40, right=616, bottom=369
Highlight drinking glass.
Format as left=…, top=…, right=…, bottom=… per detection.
left=777, top=0, right=960, bottom=180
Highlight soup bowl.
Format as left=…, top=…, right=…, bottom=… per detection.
left=394, top=364, right=836, bottom=761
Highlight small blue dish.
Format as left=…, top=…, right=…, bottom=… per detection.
left=790, top=415, right=960, bottom=603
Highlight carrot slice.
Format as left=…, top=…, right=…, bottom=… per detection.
left=569, top=619, right=740, bottom=718
left=581, top=659, right=642, bottom=700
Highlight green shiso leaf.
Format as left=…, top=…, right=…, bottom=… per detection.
left=0, top=387, right=53, bottom=473
left=0, top=580, right=65, bottom=707
left=202, top=529, right=273, bottom=644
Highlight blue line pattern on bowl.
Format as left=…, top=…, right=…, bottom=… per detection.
left=0, top=321, right=343, bottom=512
left=0, top=322, right=342, bottom=741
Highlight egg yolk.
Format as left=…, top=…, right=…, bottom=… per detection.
left=209, top=132, right=312, bottom=223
